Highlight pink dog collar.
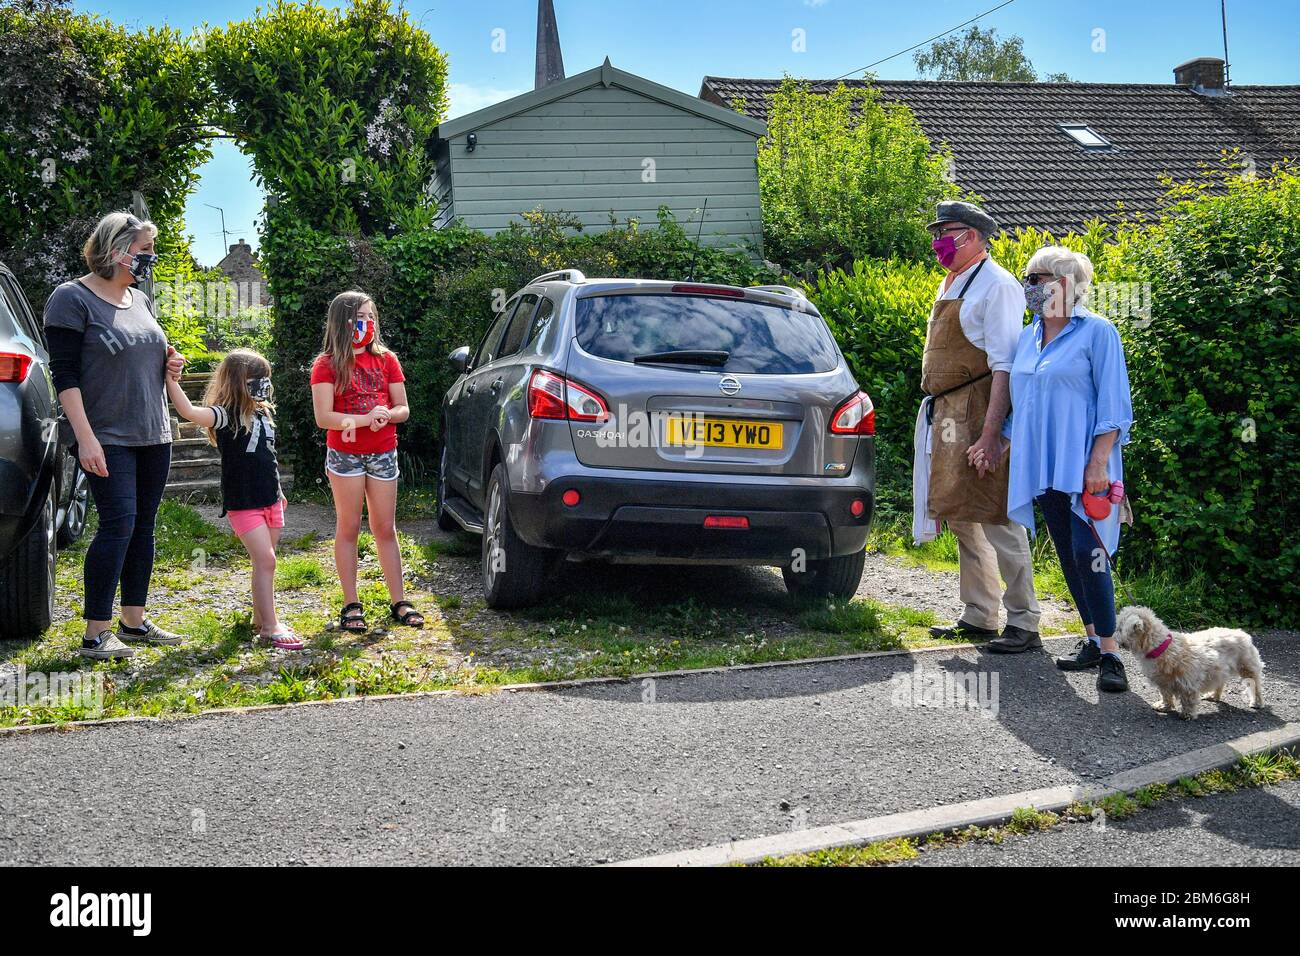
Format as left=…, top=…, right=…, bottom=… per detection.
left=1146, top=634, right=1173, bottom=659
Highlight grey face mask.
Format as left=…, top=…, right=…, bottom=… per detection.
left=246, top=376, right=272, bottom=401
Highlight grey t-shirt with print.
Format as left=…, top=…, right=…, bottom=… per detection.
left=43, top=280, right=172, bottom=447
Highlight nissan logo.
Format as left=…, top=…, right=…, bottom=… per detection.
left=718, top=375, right=742, bottom=396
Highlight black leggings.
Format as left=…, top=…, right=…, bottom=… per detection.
left=81, top=443, right=172, bottom=621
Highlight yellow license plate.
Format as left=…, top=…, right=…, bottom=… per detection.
left=664, top=416, right=783, bottom=449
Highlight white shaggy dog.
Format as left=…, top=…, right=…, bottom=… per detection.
left=1114, top=606, right=1265, bottom=719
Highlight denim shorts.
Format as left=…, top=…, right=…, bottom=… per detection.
left=325, top=448, right=399, bottom=481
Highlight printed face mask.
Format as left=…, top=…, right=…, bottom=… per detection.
left=246, top=376, right=272, bottom=401
left=117, top=251, right=158, bottom=281
left=353, top=316, right=375, bottom=348
left=1023, top=280, right=1053, bottom=314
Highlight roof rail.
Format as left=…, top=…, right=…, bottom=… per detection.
left=748, top=284, right=807, bottom=299
left=528, top=269, right=587, bottom=286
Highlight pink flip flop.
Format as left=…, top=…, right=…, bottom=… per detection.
left=262, top=628, right=304, bottom=651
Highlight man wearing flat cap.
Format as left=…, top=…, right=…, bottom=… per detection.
left=912, top=201, right=1041, bottom=652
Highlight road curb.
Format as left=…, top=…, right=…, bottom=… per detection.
left=609, top=722, right=1300, bottom=867
left=0, top=636, right=1030, bottom=739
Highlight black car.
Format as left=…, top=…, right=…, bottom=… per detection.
left=0, top=262, right=91, bottom=639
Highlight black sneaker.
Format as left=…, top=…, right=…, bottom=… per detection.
left=929, top=620, right=998, bottom=641
left=1097, top=654, right=1129, bottom=693
left=1056, top=639, right=1103, bottom=671
left=984, top=624, right=1044, bottom=654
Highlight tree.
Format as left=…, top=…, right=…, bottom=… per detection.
left=913, top=26, right=1072, bottom=82
left=754, top=78, right=959, bottom=270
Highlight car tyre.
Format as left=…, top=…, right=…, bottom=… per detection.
left=481, top=463, right=556, bottom=609
left=435, top=440, right=461, bottom=533
left=0, top=483, right=57, bottom=639
left=782, top=549, right=866, bottom=601
left=57, top=464, right=90, bottom=548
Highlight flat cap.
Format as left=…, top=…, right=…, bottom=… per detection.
left=927, top=200, right=998, bottom=235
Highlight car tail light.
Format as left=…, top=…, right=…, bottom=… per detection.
left=0, top=351, right=32, bottom=383
left=850, top=499, right=866, bottom=517
left=830, top=391, right=875, bottom=436
left=528, top=369, right=609, bottom=422
left=562, top=489, right=581, bottom=507
left=704, top=515, right=749, bottom=529
left=670, top=284, right=745, bottom=298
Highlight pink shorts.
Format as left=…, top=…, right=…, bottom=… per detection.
left=227, top=500, right=286, bottom=536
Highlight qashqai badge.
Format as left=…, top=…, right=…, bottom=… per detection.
left=718, top=375, right=742, bottom=396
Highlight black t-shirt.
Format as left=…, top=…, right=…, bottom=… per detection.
left=211, top=406, right=282, bottom=515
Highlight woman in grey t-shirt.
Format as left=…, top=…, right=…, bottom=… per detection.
left=44, top=211, right=185, bottom=658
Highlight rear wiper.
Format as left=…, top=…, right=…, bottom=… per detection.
left=632, top=349, right=730, bottom=366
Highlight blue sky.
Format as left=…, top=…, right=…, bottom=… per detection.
left=75, top=0, right=1300, bottom=265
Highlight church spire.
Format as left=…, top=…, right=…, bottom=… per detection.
left=535, top=0, right=565, bottom=89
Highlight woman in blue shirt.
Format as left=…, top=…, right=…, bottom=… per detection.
left=994, top=246, right=1135, bottom=693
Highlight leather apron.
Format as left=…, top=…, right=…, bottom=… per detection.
left=920, top=258, right=1010, bottom=525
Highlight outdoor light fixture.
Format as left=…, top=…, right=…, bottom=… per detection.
left=466, top=132, right=477, bottom=152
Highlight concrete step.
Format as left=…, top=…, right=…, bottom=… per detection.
left=167, top=459, right=222, bottom=483
left=171, top=437, right=218, bottom=462
left=179, top=371, right=212, bottom=402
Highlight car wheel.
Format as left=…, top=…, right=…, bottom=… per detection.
left=57, top=464, right=90, bottom=548
left=481, top=463, right=556, bottom=609
left=0, top=483, right=57, bottom=639
left=435, top=441, right=460, bottom=532
left=782, top=549, right=866, bottom=601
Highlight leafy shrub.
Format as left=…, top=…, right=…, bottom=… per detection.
left=1114, top=166, right=1300, bottom=619
left=0, top=0, right=213, bottom=306
left=204, top=0, right=449, bottom=236
left=754, top=77, right=959, bottom=273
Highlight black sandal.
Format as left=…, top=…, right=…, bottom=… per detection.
left=390, top=601, right=425, bottom=629
left=339, top=602, right=367, bottom=633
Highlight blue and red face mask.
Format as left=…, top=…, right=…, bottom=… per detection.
left=353, top=316, right=375, bottom=348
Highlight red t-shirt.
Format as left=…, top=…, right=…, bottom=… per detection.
left=310, top=349, right=405, bottom=454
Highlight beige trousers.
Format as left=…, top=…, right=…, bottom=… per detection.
left=946, top=519, right=1041, bottom=631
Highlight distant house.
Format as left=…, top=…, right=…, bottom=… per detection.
left=702, top=58, right=1300, bottom=235
left=214, top=239, right=270, bottom=307
left=430, top=58, right=767, bottom=253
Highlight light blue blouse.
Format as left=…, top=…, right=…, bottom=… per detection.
left=1002, top=305, right=1134, bottom=554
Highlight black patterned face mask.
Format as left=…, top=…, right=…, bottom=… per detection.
left=246, top=376, right=272, bottom=401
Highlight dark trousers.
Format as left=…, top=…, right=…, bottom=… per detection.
left=1035, top=488, right=1117, bottom=639
left=82, top=443, right=172, bottom=621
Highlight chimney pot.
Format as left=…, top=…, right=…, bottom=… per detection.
left=1174, top=57, right=1226, bottom=91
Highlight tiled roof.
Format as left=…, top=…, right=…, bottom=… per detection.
left=700, top=77, right=1300, bottom=235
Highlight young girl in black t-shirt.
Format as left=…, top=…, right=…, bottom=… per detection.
left=166, top=349, right=301, bottom=650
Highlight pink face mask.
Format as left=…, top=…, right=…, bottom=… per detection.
left=932, top=235, right=964, bottom=268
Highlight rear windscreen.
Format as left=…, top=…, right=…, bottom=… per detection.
left=574, top=294, right=839, bottom=374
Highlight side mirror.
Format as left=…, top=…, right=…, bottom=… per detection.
left=449, top=346, right=470, bottom=374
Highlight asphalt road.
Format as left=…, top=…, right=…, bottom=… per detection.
left=2, top=634, right=1296, bottom=866
left=903, top=778, right=1300, bottom=867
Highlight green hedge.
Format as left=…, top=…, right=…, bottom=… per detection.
left=263, top=208, right=778, bottom=480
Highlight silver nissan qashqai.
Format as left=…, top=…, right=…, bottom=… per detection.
left=437, top=270, right=875, bottom=609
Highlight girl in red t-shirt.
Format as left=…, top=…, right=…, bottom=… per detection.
left=310, top=291, right=423, bottom=633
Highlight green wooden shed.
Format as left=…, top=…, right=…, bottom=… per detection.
left=429, top=58, right=767, bottom=254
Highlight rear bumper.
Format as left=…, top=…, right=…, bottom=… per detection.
left=509, top=456, right=874, bottom=564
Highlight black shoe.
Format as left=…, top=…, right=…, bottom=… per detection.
left=1056, top=639, right=1103, bottom=671
left=1098, top=654, right=1129, bottom=693
left=929, top=620, right=998, bottom=641
left=984, top=624, right=1044, bottom=654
